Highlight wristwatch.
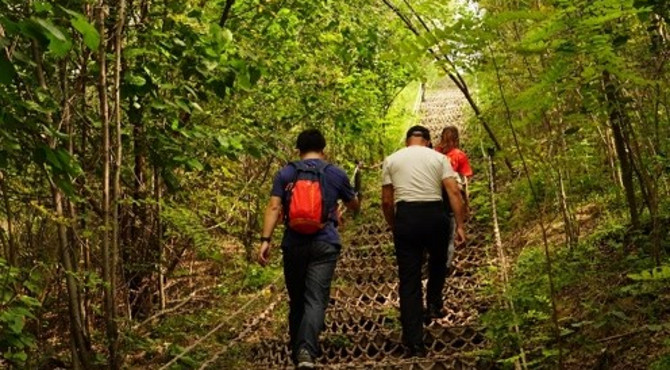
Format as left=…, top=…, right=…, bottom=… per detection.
left=260, top=236, right=271, bottom=243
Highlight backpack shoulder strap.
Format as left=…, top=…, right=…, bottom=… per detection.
left=315, top=162, right=331, bottom=223
left=315, top=161, right=331, bottom=173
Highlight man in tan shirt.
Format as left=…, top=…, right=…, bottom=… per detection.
left=381, top=125, right=466, bottom=357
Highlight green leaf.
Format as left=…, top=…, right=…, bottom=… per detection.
left=161, top=169, right=181, bottom=192
left=44, top=147, right=62, bottom=170
left=0, top=53, right=16, bottom=85
left=124, top=47, right=153, bottom=59
left=33, top=18, right=67, bottom=42
left=125, top=73, right=147, bottom=86
left=18, top=296, right=41, bottom=308
left=249, top=66, right=262, bottom=85
left=55, top=148, right=83, bottom=176
left=0, top=151, right=9, bottom=169
left=175, top=99, right=191, bottom=113
left=6, top=350, right=28, bottom=363
left=71, top=14, right=100, bottom=50
left=628, top=265, right=670, bottom=281
left=564, top=127, right=580, bottom=135
left=33, top=18, right=72, bottom=57
left=190, top=101, right=204, bottom=112
left=237, top=69, right=252, bottom=91
left=33, top=2, right=53, bottom=14
left=55, top=178, right=76, bottom=197
left=647, top=324, right=664, bottom=332
left=60, top=7, right=99, bottom=50
left=185, top=158, right=204, bottom=171
left=8, top=314, right=25, bottom=334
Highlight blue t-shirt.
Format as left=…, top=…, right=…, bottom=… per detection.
left=271, top=159, right=355, bottom=247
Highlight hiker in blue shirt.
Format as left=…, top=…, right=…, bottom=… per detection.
left=258, top=129, right=360, bottom=369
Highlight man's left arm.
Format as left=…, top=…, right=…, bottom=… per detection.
left=443, top=178, right=466, bottom=244
left=381, top=185, right=395, bottom=231
left=337, top=168, right=360, bottom=212
left=461, top=153, right=473, bottom=219
left=258, top=196, right=282, bottom=266
left=381, top=159, right=395, bottom=230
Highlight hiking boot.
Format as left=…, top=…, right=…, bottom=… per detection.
left=296, top=348, right=315, bottom=369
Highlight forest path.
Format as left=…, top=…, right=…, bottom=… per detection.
left=212, top=81, right=493, bottom=369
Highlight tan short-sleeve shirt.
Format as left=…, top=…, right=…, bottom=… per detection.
left=382, top=145, right=457, bottom=203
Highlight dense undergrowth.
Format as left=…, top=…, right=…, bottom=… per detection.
left=463, top=120, right=670, bottom=368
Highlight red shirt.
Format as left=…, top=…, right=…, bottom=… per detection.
left=436, top=147, right=473, bottom=177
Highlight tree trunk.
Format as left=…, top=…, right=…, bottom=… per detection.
left=32, top=35, right=93, bottom=368
left=155, top=169, right=165, bottom=310
left=52, top=185, right=93, bottom=369
left=97, top=1, right=120, bottom=366
left=0, top=173, right=17, bottom=266
left=110, top=0, right=126, bottom=366
left=60, top=58, right=93, bottom=341
left=602, top=71, right=640, bottom=230
left=557, top=169, right=576, bottom=248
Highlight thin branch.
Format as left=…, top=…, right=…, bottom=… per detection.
left=219, top=0, right=236, bottom=27
left=132, top=285, right=219, bottom=330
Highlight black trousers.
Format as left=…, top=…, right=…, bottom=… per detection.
left=393, top=201, right=451, bottom=347
left=282, top=240, right=340, bottom=360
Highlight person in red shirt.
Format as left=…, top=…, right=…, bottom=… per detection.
left=435, top=126, right=473, bottom=180
left=435, top=126, right=473, bottom=202
left=435, top=126, right=473, bottom=278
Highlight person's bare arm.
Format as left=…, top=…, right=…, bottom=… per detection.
left=344, top=197, right=360, bottom=212
left=443, top=178, right=466, bottom=244
left=464, top=176, right=471, bottom=219
left=258, top=196, right=282, bottom=266
left=381, top=185, right=395, bottom=231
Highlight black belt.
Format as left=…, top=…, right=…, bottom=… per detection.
left=396, top=200, right=443, bottom=207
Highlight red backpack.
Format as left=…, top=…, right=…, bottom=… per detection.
left=285, top=161, right=330, bottom=234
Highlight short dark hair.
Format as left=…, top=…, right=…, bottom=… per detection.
left=296, top=129, right=326, bottom=153
left=406, top=125, right=431, bottom=141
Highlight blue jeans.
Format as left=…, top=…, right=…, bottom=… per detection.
left=282, top=240, right=340, bottom=361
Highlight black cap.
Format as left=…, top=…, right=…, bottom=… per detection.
left=406, top=125, right=431, bottom=141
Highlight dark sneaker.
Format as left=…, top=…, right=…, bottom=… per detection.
left=408, top=344, right=427, bottom=358
left=424, top=305, right=446, bottom=324
left=296, top=348, right=315, bottom=369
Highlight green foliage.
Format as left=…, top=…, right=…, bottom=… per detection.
left=0, top=259, right=42, bottom=366
left=384, top=80, right=422, bottom=151
left=162, top=202, right=214, bottom=255
left=241, top=265, right=280, bottom=292
left=628, top=264, right=670, bottom=281
left=651, top=354, right=670, bottom=370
